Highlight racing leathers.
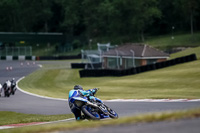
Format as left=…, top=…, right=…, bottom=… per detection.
left=68, top=88, right=98, bottom=120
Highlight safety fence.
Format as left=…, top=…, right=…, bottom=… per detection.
left=71, top=62, right=102, bottom=69
left=36, top=55, right=81, bottom=60
left=0, top=55, right=81, bottom=61
left=79, top=54, right=197, bottom=77
left=0, top=47, right=32, bottom=56
left=0, top=56, right=35, bottom=60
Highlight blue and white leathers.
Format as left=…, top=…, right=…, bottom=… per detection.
left=68, top=89, right=96, bottom=120
left=68, top=88, right=118, bottom=120
left=69, top=89, right=94, bottom=99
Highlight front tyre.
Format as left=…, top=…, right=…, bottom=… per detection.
left=81, top=105, right=100, bottom=120
left=107, top=106, right=118, bottom=119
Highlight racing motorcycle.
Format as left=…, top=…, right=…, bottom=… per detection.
left=3, top=82, right=11, bottom=97
left=0, top=83, right=2, bottom=97
left=11, top=81, right=17, bottom=95
left=70, top=91, right=118, bottom=120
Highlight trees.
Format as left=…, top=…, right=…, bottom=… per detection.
left=130, top=0, right=161, bottom=41
left=0, top=0, right=20, bottom=31
left=174, top=0, right=200, bottom=36
left=0, top=0, right=199, bottom=43
left=0, top=0, right=53, bottom=32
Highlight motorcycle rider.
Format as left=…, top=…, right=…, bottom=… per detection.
left=10, top=78, right=17, bottom=94
left=3, top=80, right=11, bottom=97
left=0, top=83, right=2, bottom=97
left=68, top=85, right=99, bottom=120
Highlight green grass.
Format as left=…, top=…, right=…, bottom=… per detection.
left=19, top=57, right=200, bottom=100
left=2, top=108, right=200, bottom=133
left=0, top=111, right=73, bottom=126
left=18, top=40, right=200, bottom=100
left=145, top=32, right=200, bottom=49
left=170, top=46, right=200, bottom=59
left=88, top=32, right=200, bottom=50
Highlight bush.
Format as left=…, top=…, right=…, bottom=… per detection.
left=72, top=40, right=81, bottom=49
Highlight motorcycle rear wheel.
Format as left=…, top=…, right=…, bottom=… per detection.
left=81, top=105, right=100, bottom=120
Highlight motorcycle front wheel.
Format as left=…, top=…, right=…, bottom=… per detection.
left=106, top=106, right=118, bottom=119
left=81, top=105, right=100, bottom=120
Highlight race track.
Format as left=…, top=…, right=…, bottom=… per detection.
left=0, top=60, right=200, bottom=117
left=61, top=118, right=200, bottom=133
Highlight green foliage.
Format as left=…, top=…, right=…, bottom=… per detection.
left=0, top=0, right=53, bottom=32
left=0, top=0, right=199, bottom=42
left=72, top=39, right=82, bottom=49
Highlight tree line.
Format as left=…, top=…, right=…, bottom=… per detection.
left=0, top=0, right=199, bottom=42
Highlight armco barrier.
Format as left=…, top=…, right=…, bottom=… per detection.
left=79, top=54, right=197, bottom=78
left=71, top=63, right=102, bottom=69
left=0, top=56, right=36, bottom=60
left=37, top=55, right=81, bottom=60
left=71, top=63, right=86, bottom=69
left=13, top=56, right=18, bottom=60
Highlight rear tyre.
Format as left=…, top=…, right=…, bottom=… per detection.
left=5, top=91, right=10, bottom=97
left=12, top=90, right=15, bottom=95
left=81, top=105, right=100, bottom=120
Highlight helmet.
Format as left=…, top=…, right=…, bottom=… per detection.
left=11, top=78, right=15, bottom=82
left=74, top=85, right=83, bottom=90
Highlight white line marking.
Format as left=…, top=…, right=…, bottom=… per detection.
left=1, top=77, right=199, bottom=130
left=0, top=126, right=14, bottom=129
left=0, top=118, right=75, bottom=130
left=38, top=64, right=43, bottom=68
left=16, top=77, right=67, bottom=101
left=16, top=77, right=200, bottom=102
left=38, top=118, right=75, bottom=125
left=104, top=99, right=200, bottom=102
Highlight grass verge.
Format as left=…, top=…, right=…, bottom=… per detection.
left=145, top=32, right=200, bottom=49
left=2, top=108, right=200, bottom=133
left=170, top=46, right=200, bottom=59
left=0, top=111, right=73, bottom=126
left=18, top=59, right=200, bottom=100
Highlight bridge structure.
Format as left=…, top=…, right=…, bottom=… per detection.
left=0, top=32, right=75, bottom=60
left=0, top=32, right=65, bottom=44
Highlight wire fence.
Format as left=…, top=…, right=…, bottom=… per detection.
left=0, top=47, right=32, bottom=56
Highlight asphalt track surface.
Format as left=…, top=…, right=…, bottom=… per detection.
left=61, top=118, right=200, bottom=133
left=0, top=60, right=200, bottom=132
left=0, top=60, right=199, bottom=116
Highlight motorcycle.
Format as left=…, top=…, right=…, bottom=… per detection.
left=0, top=84, right=2, bottom=97
left=3, top=83, right=11, bottom=97
left=69, top=91, right=118, bottom=120
left=11, top=82, right=17, bottom=95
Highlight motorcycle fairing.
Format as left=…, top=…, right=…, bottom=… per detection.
left=89, top=96, right=103, bottom=103
left=72, top=97, right=88, bottom=103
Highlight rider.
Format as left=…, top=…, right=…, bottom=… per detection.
left=68, top=85, right=98, bottom=120
left=0, top=83, right=2, bottom=97
left=5, top=80, right=11, bottom=89
left=11, top=78, right=16, bottom=85
left=3, top=80, right=11, bottom=97
left=10, top=78, right=16, bottom=92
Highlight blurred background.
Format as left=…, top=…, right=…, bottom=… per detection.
left=0, top=0, right=200, bottom=56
